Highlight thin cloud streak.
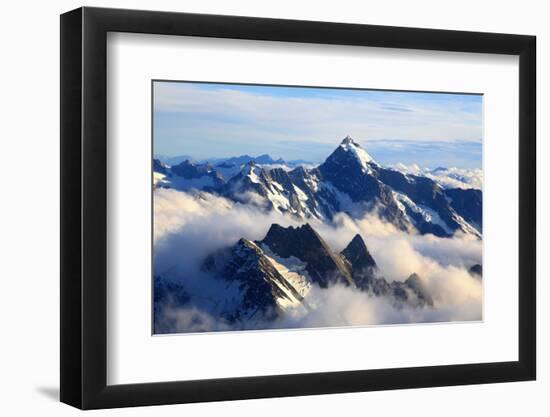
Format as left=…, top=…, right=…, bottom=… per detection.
left=153, top=81, right=483, bottom=163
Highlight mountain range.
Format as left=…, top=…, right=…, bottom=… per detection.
left=153, top=136, right=483, bottom=333
left=155, top=153, right=308, bottom=169
left=154, top=136, right=482, bottom=238
left=154, top=223, right=440, bottom=333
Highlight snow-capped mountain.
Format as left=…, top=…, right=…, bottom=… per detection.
left=154, top=223, right=440, bottom=332
left=223, top=153, right=286, bottom=166
left=154, top=159, right=225, bottom=190
left=154, top=136, right=482, bottom=238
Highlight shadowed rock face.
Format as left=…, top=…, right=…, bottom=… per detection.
left=316, top=137, right=480, bottom=237
left=154, top=136, right=482, bottom=239
left=261, top=223, right=354, bottom=288
left=319, top=139, right=384, bottom=202
left=258, top=223, right=434, bottom=310
left=354, top=272, right=433, bottom=309
left=202, top=238, right=305, bottom=323
left=469, top=264, right=482, bottom=278
left=376, top=168, right=459, bottom=236
left=153, top=276, right=190, bottom=334
left=153, top=275, right=189, bottom=308
left=341, top=234, right=377, bottom=274
left=170, top=160, right=225, bottom=187
left=157, top=223, right=437, bottom=331
left=171, top=160, right=211, bottom=178
left=403, top=273, right=434, bottom=307
left=219, top=163, right=321, bottom=218
left=340, top=234, right=377, bottom=290
left=153, top=158, right=169, bottom=175
left=445, top=188, right=483, bottom=231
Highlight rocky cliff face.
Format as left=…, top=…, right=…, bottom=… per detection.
left=260, top=223, right=354, bottom=288
left=151, top=223, right=436, bottom=329
left=153, top=136, right=482, bottom=333
left=154, top=136, right=482, bottom=238
left=340, top=233, right=378, bottom=289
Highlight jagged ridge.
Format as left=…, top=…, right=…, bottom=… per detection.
left=188, top=223, right=433, bottom=326
left=153, top=136, right=482, bottom=238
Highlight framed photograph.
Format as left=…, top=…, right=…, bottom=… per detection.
left=60, top=7, right=536, bottom=409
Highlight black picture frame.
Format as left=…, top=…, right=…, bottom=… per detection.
left=60, top=6, right=536, bottom=410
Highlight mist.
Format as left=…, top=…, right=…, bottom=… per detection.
left=153, top=188, right=482, bottom=333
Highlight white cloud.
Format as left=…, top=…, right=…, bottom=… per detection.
left=272, top=282, right=481, bottom=329
left=154, top=82, right=483, bottom=152
left=154, top=189, right=482, bottom=333
left=392, top=163, right=483, bottom=190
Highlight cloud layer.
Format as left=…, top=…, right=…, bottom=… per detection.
left=153, top=189, right=482, bottom=334
left=392, top=162, right=483, bottom=189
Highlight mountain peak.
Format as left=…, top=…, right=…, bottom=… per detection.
left=240, top=161, right=261, bottom=177
left=297, top=222, right=316, bottom=234
left=245, top=160, right=257, bottom=167
left=341, top=234, right=377, bottom=272
left=263, top=223, right=318, bottom=249
left=345, top=234, right=368, bottom=253
left=319, top=137, right=377, bottom=182
left=338, top=137, right=375, bottom=166
left=404, top=273, right=434, bottom=306
left=261, top=223, right=354, bottom=287
left=341, top=135, right=355, bottom=145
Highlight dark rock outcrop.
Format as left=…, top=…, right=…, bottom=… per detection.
left=203, top=238, right=304, bottom=322
left=153, top=136, right=482, bottom=239
left=403, top=273, right=434, bottom=307
left=445, top=188, right=482, bottom=232
left=153, top=158, right=169, bottom=175
left=469, top=264, right=482, bottom=278
left=340, top=234, right=377, bottom=289
left=261, top=223, right=354, bottom=287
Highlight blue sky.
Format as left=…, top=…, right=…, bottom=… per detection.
left=153, top=81, right=483, bottom=169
